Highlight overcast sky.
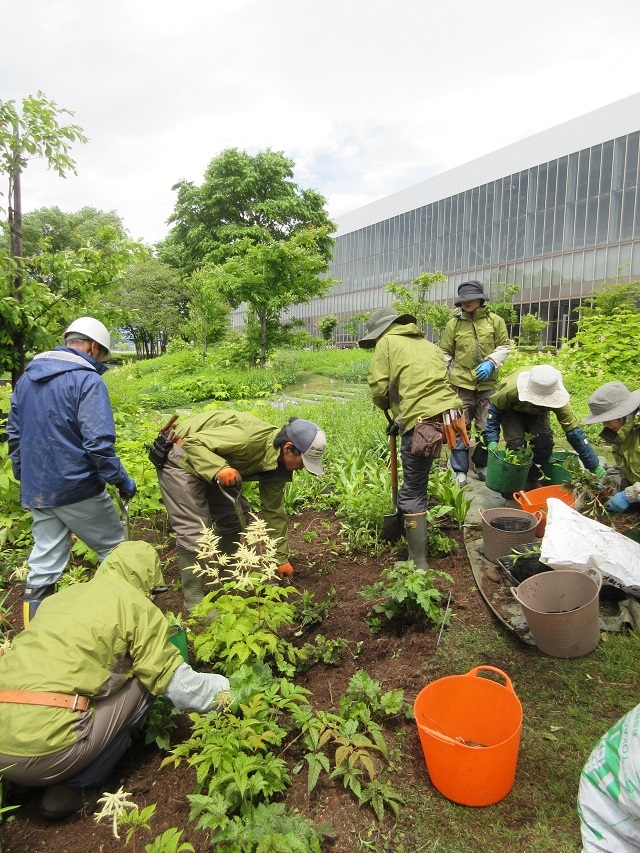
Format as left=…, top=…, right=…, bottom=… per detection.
left=2, top=0, right=640, bottom=247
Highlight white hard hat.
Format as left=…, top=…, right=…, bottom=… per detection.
left=64, top=317, right=111, bottom=356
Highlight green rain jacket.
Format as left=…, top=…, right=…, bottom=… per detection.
left=440, top=307, right=510, bottom=391
left=605, top=415, right=640, bottom=499
left=368, top=324, right=461, bottom=432
left=0, top=541, right=182, bottom=757
left=489, top=366, right=580, bottom=432
left=174, top=410, right=290, bottom=563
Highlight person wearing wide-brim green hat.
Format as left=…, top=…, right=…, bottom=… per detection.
left=582, top=382, right=640, bottom=513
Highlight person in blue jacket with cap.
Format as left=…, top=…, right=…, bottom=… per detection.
left=6, top=317, right=136, bottom=625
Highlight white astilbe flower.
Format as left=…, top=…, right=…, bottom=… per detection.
left=94, top=786, right=138, bottom=839
left=192, top=515, right=281, bottom=590
left=10, top=560, right=29, bottom=582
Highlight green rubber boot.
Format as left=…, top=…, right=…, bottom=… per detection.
left=404, top=512, right=428, bottom=571
left=177, top=546, right=205, bottom=611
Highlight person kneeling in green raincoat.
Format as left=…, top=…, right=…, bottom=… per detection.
left=0, top=541, right=229, bottom=819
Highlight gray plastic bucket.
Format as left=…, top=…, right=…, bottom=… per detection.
left=511, top=568, right=601, bottom=658
left=480, top=507, right=541, bottom=564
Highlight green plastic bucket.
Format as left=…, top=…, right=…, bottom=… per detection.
left=169, top=627, right=189, bottom=663
left=486, top=449, right=531, bottom=493
left=542, top=450, right=581, bottom=485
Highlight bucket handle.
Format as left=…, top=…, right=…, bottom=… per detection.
left=417, top=724, right=465, bottom=747
left=513, top=490, right=532, bottom=506
left=465, top=665, right=515, bottom=693
left=585, top=567, right=603, bottom=592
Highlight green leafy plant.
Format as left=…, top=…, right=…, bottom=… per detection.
left=428, top=468, right=472, bottom=529
left=293, top=588, right=335, bottom=633
left=361, top=561, right=453, bottom=628
left=299, top=634, right=349, bottom=669
left=188, top=799, right=326, bottom=852
left=144, top=828, right=195, bottom=853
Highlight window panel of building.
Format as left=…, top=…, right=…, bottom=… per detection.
left=577, top=150, right=590, bottom=201
left=625, top=132, right=639, bottom=188
left=588, top=144, right=601, bottom=198
left=621, top=188, right=636, bottom=240
left=600, top=140, right=613, bottom=195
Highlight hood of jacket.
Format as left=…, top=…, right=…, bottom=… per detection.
left=95, top=540, right=165, bottom=596
left=26, top=346, right=108, bottom=382
left=379, top=322, right=425, bottom=341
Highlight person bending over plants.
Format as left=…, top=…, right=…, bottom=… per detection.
left=150, top=410, right=326, bottom=609
left=0, top=541, right=229, bottom=820
left=485, top=364, right=605, bottom=492
left=582, top=381, right=640, bottom=513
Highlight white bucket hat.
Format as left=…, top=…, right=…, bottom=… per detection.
left=582, top=382, right=640, bottom=424
left=516, top=365, right=570, bottom=408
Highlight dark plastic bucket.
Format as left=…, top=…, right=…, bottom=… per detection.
left=542, top=450, right=581, bottom=485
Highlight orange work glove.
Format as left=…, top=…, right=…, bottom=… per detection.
left=217, top=467, right=242, bottom=488
left=278, top=562, right=295, bottom=578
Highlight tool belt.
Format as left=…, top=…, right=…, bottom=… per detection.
left=411, top=416, right=445, bottom=458
left=0, top=689, right=91, bottom=712
left=443, top=408, right=470, bottom=450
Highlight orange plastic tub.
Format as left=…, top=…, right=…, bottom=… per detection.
left=513, top=485, right=575, bottom=536
left=414, top=666, right=523, bottom=806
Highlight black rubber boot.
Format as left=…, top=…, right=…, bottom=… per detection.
left=403, top=512, right=428, bottom=571
left=177, top=546, right=205, bottom=610
left=216, top=532, right=240, bottom=582
left=40, top=785, right=100, bottom=819
left=23, top=582, right=56, bottom=627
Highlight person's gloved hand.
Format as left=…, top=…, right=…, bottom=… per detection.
left=475, top=360, right=494, bottom=381
left=592, top=465, right=607, bottom=479
left=217, top=467, right=242, bottom=488
left=488, top=441, right=498, bottom=453
left=119, top=476, right=137, bottom=499
left=605, top=491, right=631, bottom=513
left=278, top=562, right=295, bottom=579
left=386, top=420, right=400, bottom=437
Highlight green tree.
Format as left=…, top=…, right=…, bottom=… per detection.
left=487, top=282, right=520, bottom=327
left=517, top=313, right=548, bottom=347
left=159, top=148, right=335, bottom=276
left=214, top=229, right=334, bottom=366
left=183, top=265, right=232, bottom=361
left=112, top=258, right=187, bottom=359
left=316, top=314, right=338, bottom=342
left=340, top=312, right=371, bottom=340
left=386, top=271, right=453, bottom=339
left=583, top=278, right=640, bottom=316
left=0, top=92, right=87, bottom=383
left=0, top=205, right=126, bottom=257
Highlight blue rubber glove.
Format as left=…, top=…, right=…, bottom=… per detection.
left=605, top=491, right=631, bottom=513
left=488, top=441, right=498, bottom=453
left=475, top=360, right=494, bottom=381
left=118, top=476, right=137, bottom=499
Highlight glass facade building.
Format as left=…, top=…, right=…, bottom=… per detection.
left=284, top=93, right=640, bottom=346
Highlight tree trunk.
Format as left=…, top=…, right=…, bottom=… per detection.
left=9, top=131, right=25, bottom=386
left=260, top=311, right=267, bottom=368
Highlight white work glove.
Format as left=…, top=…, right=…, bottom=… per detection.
left=164, top=663, right=229, bottom=712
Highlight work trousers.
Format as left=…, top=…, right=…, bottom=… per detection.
left=0, top=678, right=152, bottom=788
left=27, top=492, right=124, bottom=587
left=450, top=387, right=492, bottom=473
left=157, top=444, right=251, bottom=553
left=502, top=409, right=554, bottom=482
left=398, top=430, right=435, bottom=514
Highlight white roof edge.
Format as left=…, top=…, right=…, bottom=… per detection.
left=335, top=91, right=640, bottom=237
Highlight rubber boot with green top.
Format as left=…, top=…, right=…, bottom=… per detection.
left=404, top=512, right=428, bottom=571
left=177, top=546, right=205, bottom=611
left=23, top=582, right=56, bottom=628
